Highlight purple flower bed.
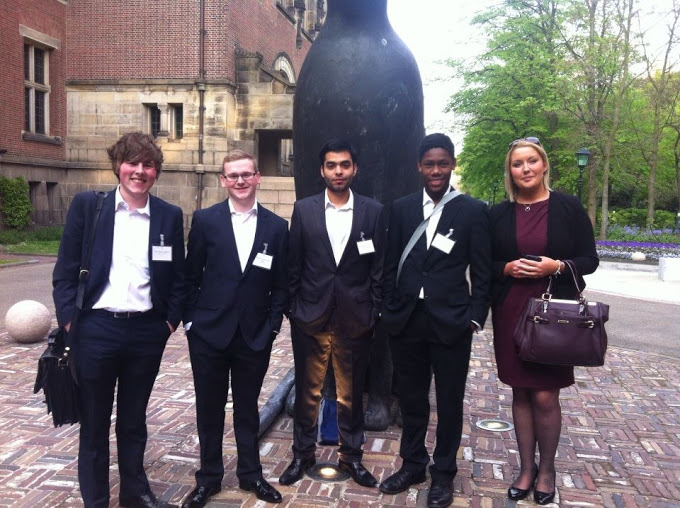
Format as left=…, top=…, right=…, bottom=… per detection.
left=598, top=240, right=680, bottom=249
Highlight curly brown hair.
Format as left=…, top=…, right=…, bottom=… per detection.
left=107, top=132, right=164, bottom=179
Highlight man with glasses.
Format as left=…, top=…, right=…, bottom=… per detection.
left=182, top=150, right=288, bottom=507
left=379, top=133, right=491, bottom=508
left=279, top=138, right=385, bottom=488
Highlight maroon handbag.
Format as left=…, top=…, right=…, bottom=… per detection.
left=513, top=260, right=609, bottom=367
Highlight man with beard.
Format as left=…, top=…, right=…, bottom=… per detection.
left=379, top=133, right=491, bottom=508
left=280, top=139, right=385, bottom=488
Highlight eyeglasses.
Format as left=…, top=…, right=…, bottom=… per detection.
left=222, top=172, right=258, bottom=182
left=420, top=160, right=454, bottom=170
left=508, top=137, right=542, bottom=149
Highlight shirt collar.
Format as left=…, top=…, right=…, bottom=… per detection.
left=325, top=189, right=354, bottom=211
left=422, top=186, right=451, bottom=208
left=229, top=199, right=258, bottom=216
left=115, top=186, right=151, bottom=216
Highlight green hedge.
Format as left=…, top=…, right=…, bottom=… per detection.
left=0, top=176, right=32, bottom=230
left=607, top=208, right=677, bottom=229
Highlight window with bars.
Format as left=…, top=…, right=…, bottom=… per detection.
left=24, top=43, right=50, bottom=135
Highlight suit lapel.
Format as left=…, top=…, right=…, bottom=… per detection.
left=408, top=192, right=428, bottom=253
left=98, top=192, right=116, bottom=274
left=147, top=195, right=160, bottom=279
left=221, top=200, right=242, bottom=275
left=337, top=193, right=365, bottom=267
left=313, top=192, right=335, bottom=262
left=242, top=204, right=269, bottom=277
left=424, top=194, right=460, bottom=264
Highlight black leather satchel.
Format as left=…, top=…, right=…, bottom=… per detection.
left=513, top=260, right=609, bottom=367
left=33, top=191, right=107, bottom=426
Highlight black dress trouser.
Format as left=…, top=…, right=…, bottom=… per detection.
left=390, top=303, right=473, bottom=483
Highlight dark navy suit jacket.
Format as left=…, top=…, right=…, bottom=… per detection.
left=382, top=189, right=492, bottom=342
left=288, top=191, right=385, bottom=339
left=183, top=200, right=289, bottom=351
left=52, top=189, right=186, bottom=329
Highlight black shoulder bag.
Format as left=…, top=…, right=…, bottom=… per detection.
left=33, top=191, right=107, bottom=426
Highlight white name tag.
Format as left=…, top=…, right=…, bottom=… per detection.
left=152, top=245, right=173, bottom=262
left=431, top=233, right=455, bottom=254
left=253, top=252, right=273, bottom=270
left=357, top=239, right=375, bottom=255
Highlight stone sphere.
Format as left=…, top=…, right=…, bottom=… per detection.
left=5, top=300, right=51, bottom=344
left=631, top=251, right=646, bottom=261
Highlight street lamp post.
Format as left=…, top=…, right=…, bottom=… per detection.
left=576, top=147, right=591, bottom=203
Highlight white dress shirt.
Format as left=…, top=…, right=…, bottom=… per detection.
left=230, top=199, right=258, bottom=273
left=93, top=186, right=152, bottom=312
left=325, top=189, right=354, bottom=266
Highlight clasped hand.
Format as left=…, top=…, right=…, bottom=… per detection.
left=505, top=256, right=557, bottom=279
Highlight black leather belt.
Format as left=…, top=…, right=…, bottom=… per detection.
left=94, top=309, right=154, bottom=319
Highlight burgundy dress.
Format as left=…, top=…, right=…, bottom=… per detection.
left=491, top=200, right=574, bottom=389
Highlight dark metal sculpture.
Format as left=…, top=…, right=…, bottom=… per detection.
left=291, top=0, right=425, bottom=431
left=293, top=0, right=424, bottom=205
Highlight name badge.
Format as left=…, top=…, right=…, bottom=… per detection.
left=357, top=239, right=375, bottom=255
left=431, top=229, right=455, bottom=254
left=253, top=242, right=273, bottom=270
left=253, top=252, right=273, bottom=270
left=357, top=231, right=375, bottom=255
left=152, top=245, right=173, bottom=262
left=152, top=234, right=172, bottom=262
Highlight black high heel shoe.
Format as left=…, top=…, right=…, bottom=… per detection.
left=507, top=463, right=538, bottom=501
left=533, top=471, right=556, bottom=505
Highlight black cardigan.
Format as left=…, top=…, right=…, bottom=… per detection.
left=489, top=191, right=599, bottom=305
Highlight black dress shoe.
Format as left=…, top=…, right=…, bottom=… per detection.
left=180, top=485, right=221, bottom=508
left=239, top=477, right=282, bottom=503
left=534, top=472, right=556, bottom=505
left=279, top=456, right=316, bottom=485
left=427, top=481, right=453, bottom=508
left=379, top=468, right=427, bottom=494
left=507, top=463, right=538, bottom=501
left=338, top=460, right=378, bottom=487
left=120, top=492, right=178, bottom=508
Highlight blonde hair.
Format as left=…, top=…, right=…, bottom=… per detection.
left=222, top=149, right=258, bottom=174
left=504, top=140, right=551, bottom=202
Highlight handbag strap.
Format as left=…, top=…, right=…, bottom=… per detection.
left=543, top=259, right=588, bottom=313
left=65, top=191, right=107, bottom=378
left=396, top=189, right=461, bottom=284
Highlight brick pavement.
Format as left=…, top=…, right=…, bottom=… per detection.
left=1, top=319, right=679, bottom=508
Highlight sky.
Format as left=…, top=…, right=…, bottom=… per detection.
left=386, top=0, right=499, bottom=146
left=386, top=0, right=679, bottom=149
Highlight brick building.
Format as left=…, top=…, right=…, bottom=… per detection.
left=0, top=0, right=324, bottom=226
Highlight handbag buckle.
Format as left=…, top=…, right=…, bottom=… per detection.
left=578, top=320, right=595, bottom=329
left=78, top=269, right=90, bottom=280
left=58, top=347, right=70, bottom=368
left=531, top=315, right=549, bottom=324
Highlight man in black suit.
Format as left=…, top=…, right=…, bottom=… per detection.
left=379, top=133, right=492, bottom=508
left=181, top=150, right=288, bottom=507
left=279, top=139, right=385, bottom=488
left=53, top=132, right=184, bottom=508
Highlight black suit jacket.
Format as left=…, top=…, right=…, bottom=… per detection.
left=53, top=189, right=186, bottom=329
left=184, top=200, right=289, bottom=351
left=288, top=191, right=385, bottom=339
left=489, top=191, right=599, bottom=305
left=382, top=189, right=492, bottom=342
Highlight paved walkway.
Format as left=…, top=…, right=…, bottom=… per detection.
left=0, top=261, right=679, bottom=507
